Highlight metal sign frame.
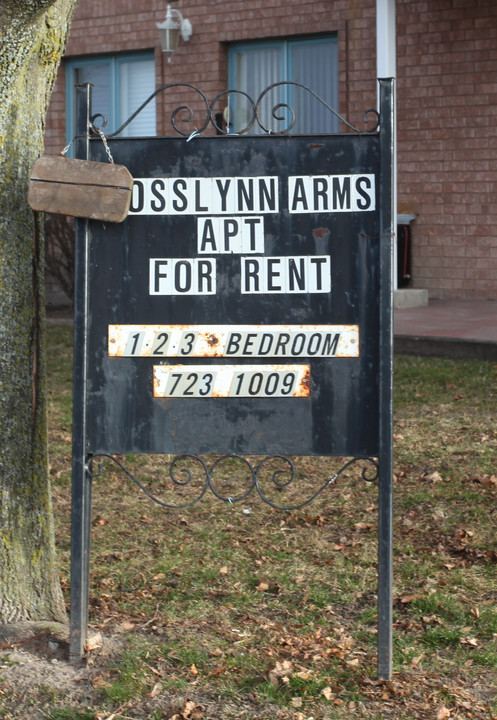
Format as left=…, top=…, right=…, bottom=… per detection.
left=69, top=80, right=394, bottom=681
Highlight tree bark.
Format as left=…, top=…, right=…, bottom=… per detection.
left=0, top=0, right=77, bottom=623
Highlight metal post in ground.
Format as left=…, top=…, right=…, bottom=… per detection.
left=70, top=83, right=93, bottom=663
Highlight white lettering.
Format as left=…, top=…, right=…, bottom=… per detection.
left=288, top=174, right=376, bottom=213
left=149, top=258, right=216, bottom=295
left=197, top=216, right=265, bottom=254
left=130, top=177, right=279, bottom=215
left=241, top=256, right=331, bottom=294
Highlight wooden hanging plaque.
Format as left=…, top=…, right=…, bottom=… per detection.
left=28, top=155, right=133, bottom=223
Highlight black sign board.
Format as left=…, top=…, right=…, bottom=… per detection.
left=86, top=134, right=381, bottom=457
left=70, top=81, right=394, bottom=680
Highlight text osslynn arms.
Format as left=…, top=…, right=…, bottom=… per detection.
left=129, top=174, right=376, bottom=215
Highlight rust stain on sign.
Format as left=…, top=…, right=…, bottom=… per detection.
left=312, top=227, right=330, bottom=240
left=206, top=334, right=220, bottom=347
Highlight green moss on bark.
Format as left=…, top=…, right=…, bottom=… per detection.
left=0, top=0, right=78, bottom=624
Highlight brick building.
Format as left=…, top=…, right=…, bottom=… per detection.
left=45, top=0, right=497, bottom=301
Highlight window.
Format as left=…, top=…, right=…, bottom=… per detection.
left=228, top=37, right=338, bottom=134
left=66, top=53, right=157, bottom=142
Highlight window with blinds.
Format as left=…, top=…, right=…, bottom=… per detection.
left=228, top=37, right=338, bottom=134
left=66, top=53, right=157, bottom=142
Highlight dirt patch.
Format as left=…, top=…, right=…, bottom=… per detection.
left=0, top=628, right=125, bottom=720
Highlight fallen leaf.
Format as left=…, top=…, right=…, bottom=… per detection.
left=149, top=681, right=162, bottom=697
left=291, top=697, right=303, bottom=708
left=322, top=686, right=334, bottom=700
left=207, top=665, right=227, bottom=676
left=91, top=676, right=110, bottom=689
left=84, top=632, right=102, bottom=652
left=436, top=705, right=451, bottom=720
left=117, top=621, right=135, bottom=632
left=425, top=471, right=442, bottom=482
left=268, top=671, right=280, bottom=688
left=257, top=581, right=269, bottom=591
left=479, top=474, right=497, bottom=486
left=354, top=522, right=372, bottom=532
left=399, top=593, right=422, bottom=604
left=171, top=700, right=205, bottom=719
left=460, top=636, right=478, bottom=647
left=219, top=566, right=228, bottom=575
left=96, top=704, right=129, bottom=720
left=183, top=700, right=197, bottom=716
left=269, top=659, right=292, bottom=686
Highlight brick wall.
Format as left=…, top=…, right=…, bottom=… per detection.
left=45, top=0, right=497, bottom=300
left=397, top=0, right=497, bottom=299
left=46, top=0, right=377, bottom=147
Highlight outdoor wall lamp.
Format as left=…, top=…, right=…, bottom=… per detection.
left=157, top=0, right=193, bottom=62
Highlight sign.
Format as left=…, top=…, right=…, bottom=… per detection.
left=70, top=81, right=394, bottom=677
left=153, top=364, right=310, bottom=398
left=85, top=134, right=382, bottom=457
left=108, top=325, right=359, bottom=358
left=28, top=155, right=133, bottom=222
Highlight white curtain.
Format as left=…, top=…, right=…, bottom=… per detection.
left=119, top=59, right=156, bottom=137
left=229, top=38, right=338, bottom=135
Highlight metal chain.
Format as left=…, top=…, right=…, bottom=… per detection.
left=59, top=126, right=114, bottom=164
left=95, top=127, right=115, bottom=164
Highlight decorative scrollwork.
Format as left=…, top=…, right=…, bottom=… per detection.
left=86, top=453, right=378, bottom=511
left=210, top=89, right=258, bottom=135
left=88, top=82, right=380, bottom=139
left=254, top=81, right=379, bottom=135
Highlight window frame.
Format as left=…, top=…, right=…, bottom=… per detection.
left=65, top=51, right=157, bottom=147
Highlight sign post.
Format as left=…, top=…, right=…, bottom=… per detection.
left=70, top=80, right=394, bottom=677
left=377, top=77, right=395, bottom=681
left=70, top=83, right=92, bottom=660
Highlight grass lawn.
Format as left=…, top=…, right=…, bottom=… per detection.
left=1, top=323, right=496, bottom=720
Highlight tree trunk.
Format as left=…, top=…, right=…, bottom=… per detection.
left=0, top=0, right=77, bottom=623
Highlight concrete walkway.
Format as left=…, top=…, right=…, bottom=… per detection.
left=394, top=299, right=497, bottom=360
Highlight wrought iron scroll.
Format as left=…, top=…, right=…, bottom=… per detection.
left=87, top=454, right=378, bottom=512
left=90, top=81, right=380, bottom=139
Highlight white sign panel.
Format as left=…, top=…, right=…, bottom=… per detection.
left=108, top=324, right=359, bottom=358
left=153, top=364, right=311, bottom=398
